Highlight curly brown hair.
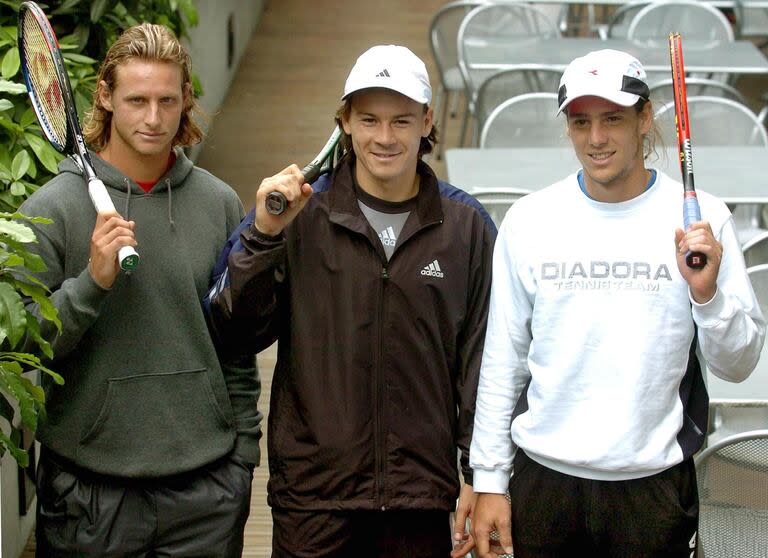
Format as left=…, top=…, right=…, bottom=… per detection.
left=83, top=23, right=204, bottom=151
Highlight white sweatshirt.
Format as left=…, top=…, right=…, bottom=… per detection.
left=471, top=170, right=766, bottom=491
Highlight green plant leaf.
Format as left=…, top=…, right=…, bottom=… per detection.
left=1, top=47, right=19, bottom=79
left=13, top=280, right=61, bottom=333
left=19, top=107, right=37, bottom=129
left=0, top=212, right=52, bottom=224
left=0, top=372, right=37, bottom=431
left=24, top=133, right=61, bottom=174
left=62, top=52, right=98, bottom=65
left=52, top=0, right=88, bottom=15
left=0, top=218, right=34, bottom=243
left=192, top=74, right=203, bottom=98
left=90, top=0, right=110, bottom=23
left=178, top=0, right=199, bottom=27
left=0, top=114, right=23, bottom=134
left=0, top=361, right=22, bottom=375
left=0, top=352, right=63, bottom=385
left=0, top=80, right=27, bottom=95
left=22, top=310, right=52, bottom=359
left=0, top=253, right=24, bottom=267
left=0, top=432, right=28, bottom=467
left=11, top=149, right=31, bottom=180
left=20, top=376, right=44, bottom=406
left=0, top=236, right=47, bottom=271
left=0, top=282, right=26, bottom=348
left=0, top=27, right=15, bottom=46
left=0, top=99, right=13, bottom=112
left=0, top=161, right=11, bottom=182
left=9, top=181, right=25, bottom=196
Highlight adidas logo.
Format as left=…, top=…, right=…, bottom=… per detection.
left=376, top=68, right=391, bottom=78
left=378, top=226, right=396, bottom=247
left=421, top=259, right=444, bottom=278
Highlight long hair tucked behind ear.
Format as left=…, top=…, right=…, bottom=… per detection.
left=636, top=98, right=664, bottom=163
left=83, top=23, right=204, bottom=151
left=333, top=96, right=439, bottom=158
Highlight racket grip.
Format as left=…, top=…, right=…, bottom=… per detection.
left=683, top=194, right=706, bottom=269
left=88, top=178, right=140, bottom=271
left=265, top=163, right=318, bottom=215
left=265, top=191, right=287, bottom=215
left=117, top=245, right=140, bottom=271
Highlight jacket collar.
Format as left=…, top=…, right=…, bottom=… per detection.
left=328, top=154, right=444, bottom=236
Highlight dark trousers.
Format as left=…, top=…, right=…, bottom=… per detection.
left=509, top=450, right=699, bottom=558
left=35, top=448, right=253, bottom=557
left=271, top=508, right=453, bottom=558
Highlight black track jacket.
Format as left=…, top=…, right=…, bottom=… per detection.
left=205, top=156, right=496, bottom=511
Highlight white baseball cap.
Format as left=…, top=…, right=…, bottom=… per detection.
left=342, top=45, right=432, bottom=105
left=556, top=49, right=650, bottom=115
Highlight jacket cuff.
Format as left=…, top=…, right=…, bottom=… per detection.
left=246, top=223, right=285, bottom=245
left=472, top=469, right=511, bottom=494
left=233, top=434, right=261, bottom=467
left=462, top=470, right=473, bottom=486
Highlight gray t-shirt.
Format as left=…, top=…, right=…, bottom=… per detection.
left=356, top=185, right=416, bottom=261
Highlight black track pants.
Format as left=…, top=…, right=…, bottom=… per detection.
left=35, top=448, right=253, bottom=557
left=271, top=508, right=453, bottom=558
left=508, top=450, right=699, bottom=558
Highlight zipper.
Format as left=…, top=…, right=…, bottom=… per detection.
left=374, top=264, right=389, bottom=509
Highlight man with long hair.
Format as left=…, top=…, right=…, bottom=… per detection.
left=205, top=45, right=496, bottom=557
left=470, top=49, right=765, bottom=558
left=21, top=23, right=261, bottom=556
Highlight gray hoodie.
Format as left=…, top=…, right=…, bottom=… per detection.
left=20, top=149, right=261, bottom=477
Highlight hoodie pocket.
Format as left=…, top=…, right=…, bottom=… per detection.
left=78, top=368, right=234, bottom=475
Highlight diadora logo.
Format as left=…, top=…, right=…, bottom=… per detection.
left=379, top=226, right=396, bottom=247
left=376, top=68, right=391, bottom=78
left=421, top=259, right=444, bottom=278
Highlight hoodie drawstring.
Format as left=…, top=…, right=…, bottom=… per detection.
left=124, top=178, right=131, bottom=219
left=123, top=178, right=175, bottom=228
left=166, top=178, right=175, bottom=228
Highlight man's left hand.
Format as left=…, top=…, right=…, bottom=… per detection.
left=451, top=483, right=476, bottom=558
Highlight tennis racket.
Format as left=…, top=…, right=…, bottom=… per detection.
left=668, top=32, right=706, bottom=270
left=265, top=126, right=343, bottom=215
left=18, top=1, right=139, bottom=271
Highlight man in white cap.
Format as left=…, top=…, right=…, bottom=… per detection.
left=469, top=49, right=764, bottom=557
left=205, top=45, right=496, bottom=556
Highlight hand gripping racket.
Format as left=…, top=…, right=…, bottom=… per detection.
left=265, top=126, right=343, bottom=215
left=669, top=32, right=706, bottom=269
left=18, top=1, right=140, bottom=271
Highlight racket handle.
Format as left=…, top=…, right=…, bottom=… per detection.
left=683, top=193, right=706, bottom=269
left=265, top=191, right=287, bottom=215
left=265, top=163, right=319, bottom=216
left=88, top=178, right=140, bottom=271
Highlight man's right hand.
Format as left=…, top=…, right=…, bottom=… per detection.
left=89, top=212, right=137, bottom=289
left=472, top=493, right=514, bottom=558
left=254, top=164, right=313, bottom=237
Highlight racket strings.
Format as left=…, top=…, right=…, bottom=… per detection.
left=21, top=13, right=69, bottom=148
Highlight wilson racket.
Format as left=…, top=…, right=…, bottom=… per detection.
left=18, top=1, right=139, bottom=270
left=669, top=32, right=706, bottom=270
left=266, top=126, right=343, bottom=215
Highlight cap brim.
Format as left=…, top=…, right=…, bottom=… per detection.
left=342, top=81, right=430, bottom=104
left=556, top=89, right=640, bottom=115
